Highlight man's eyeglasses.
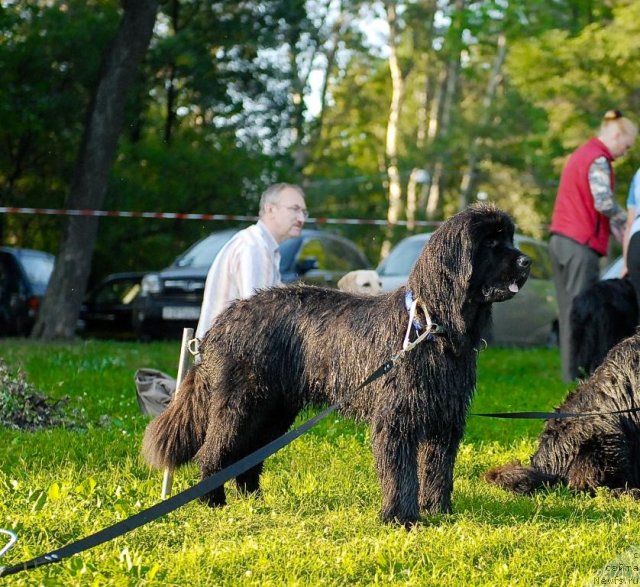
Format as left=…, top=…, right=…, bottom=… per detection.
left=284, top=205, right=309, bottom=219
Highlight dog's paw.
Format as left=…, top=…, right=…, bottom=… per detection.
left=379, top=507, right=420, bottom=529
left=199, top=488, right=226, bottom=508
left=610, top=487, right=640, bottom=500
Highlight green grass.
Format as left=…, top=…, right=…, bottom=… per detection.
left=0, top=339, right=638, bottom=586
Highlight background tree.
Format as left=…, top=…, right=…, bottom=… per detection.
left=2, top=0, right=640, bottom=318
left=0, top=1, right=121, bottom=248
left=31, top=0, right=159, bottom=340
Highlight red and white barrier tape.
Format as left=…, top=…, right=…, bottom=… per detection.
left=0, top=206, right=440, bottom=227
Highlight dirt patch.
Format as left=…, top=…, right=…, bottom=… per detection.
left=0, top=359, right=85, bottom=431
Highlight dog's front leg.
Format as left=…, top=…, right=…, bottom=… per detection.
left=417, top=436, right=460, bottom=515
left=371, top=424, right=420, bottom=528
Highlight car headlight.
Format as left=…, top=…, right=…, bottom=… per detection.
left=141, top=273, right=162, bottom=295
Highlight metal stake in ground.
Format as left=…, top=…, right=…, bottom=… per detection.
left=161, top=327, right=193, bottom=499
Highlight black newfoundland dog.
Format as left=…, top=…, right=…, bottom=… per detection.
left=569, top=278, right=638, bottom=379
left=142, top=203, right=531, bottom=526
left=485, top=331, right=640, bottom=496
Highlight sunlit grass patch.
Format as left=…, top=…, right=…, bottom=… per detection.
left=1, top=339, right=639, bottom=586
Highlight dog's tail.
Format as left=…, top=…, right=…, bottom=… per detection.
left=483, top=461, right=560, bottom=495
left=141, top=368, right=209, bottom=469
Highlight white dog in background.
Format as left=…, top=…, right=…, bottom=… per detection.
left=337, top=270, right=382, bottom=295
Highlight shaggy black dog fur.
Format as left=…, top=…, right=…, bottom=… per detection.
left=485, top=331, right=640, bottom=496
left=142, top=203, right=531, bottom=527
left=569, top=278, right=638, bottom=379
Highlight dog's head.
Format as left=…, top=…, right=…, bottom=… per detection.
left=467, top=211, right=531, bottom=305
left=409, top=203, right=530, bottom=330
left=337, top=270, right=383, bottom=295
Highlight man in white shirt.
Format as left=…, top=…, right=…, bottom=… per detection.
left=195, top=183, right=307, bottom=341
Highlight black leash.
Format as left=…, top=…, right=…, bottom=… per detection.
left=4, top=302, right=639, bottom=578
left=0, top=358, right=397, bottom=578
left=472, top=406, right=640, bottom=420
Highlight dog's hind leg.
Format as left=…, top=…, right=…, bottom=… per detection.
left=235, top=463, right=264, bottom=495
left=194, top=391, right=253, bottom=508
left=196, top=397, right=299, bottom=506
left=235, top=404, right=300, bottom=495
left=417, top=436, right=460, bottom=515
left=565, top=440, right=607, bottom=494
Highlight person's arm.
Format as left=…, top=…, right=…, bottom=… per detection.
left=195, top=258, right=222, bottom=341
left=589, top=156, right=626, bottom=243
left=622, top=171, right=640, bottom=276
left=622, top=206, right=635, bottom=276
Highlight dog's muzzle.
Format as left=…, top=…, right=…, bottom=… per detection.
left=482, top=253, right=531, bottom=300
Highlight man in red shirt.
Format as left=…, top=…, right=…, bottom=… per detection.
left=550, top=109, right=637, bottom=382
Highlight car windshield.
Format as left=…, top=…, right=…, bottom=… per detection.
left=377, top=236, right=429, bottom=276
left=21, top=253, right=54, bottom=286
left=173, top=231, right=236, bottom=268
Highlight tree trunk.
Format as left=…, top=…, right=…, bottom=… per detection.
left=163, top=0, right=180, bottom=145
left=458, top=32, right=507, bottom=210
left=308, top=18, right=347, bottom=162
left=380, top=0, right=412, bottom=260
left=424, top=0, right=464, bottom=219
left=425, top=52, right=460, bottom=219
left=31, top=0, right=158, bottom=340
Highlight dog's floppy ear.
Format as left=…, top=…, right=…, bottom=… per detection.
left=408, top=203, right=510, bottom=349
left=337, top=272, right=358, bottom=292
left=408, top=207, right=477, bottom=333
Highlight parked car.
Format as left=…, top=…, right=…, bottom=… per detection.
left=133, top=228, right=372, bottom=340
left=377, top=233, right=559, bottom=347
left=0, top=246, right=55, bottom=336
left=77, top=272, right=145, bottom=339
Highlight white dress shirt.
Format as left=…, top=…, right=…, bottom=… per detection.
left=195, top=220, right=281, bottom=340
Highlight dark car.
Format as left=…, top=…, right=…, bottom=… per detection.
left=77, top=272, right=145, bottom=339
left=0, top=246, right=55, bottom=336
left=132, top=228, right=371, bottom=340
left=377, top=233, right=559, bottom=347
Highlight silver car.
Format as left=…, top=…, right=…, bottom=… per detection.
left=376, top=233, right=559, bottom=347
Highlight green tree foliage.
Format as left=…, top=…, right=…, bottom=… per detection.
left=2, top=0, right=640, bottom=286
left=0, top=1, right=120, bottom=247
left=508, top=0, right=640, bottom=181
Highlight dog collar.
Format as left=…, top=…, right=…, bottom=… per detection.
left=404, top=290, right=424, bottom=332
left=404, top=290, right=444, bottom=342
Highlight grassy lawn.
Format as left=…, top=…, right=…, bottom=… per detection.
left=1, top=338, right=638, bottom=586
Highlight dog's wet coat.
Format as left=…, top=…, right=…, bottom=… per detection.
left=485, top=330, right=640, bottom=496
left=142, top=203, right=530, bottom=526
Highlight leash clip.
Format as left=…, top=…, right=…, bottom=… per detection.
left=187, top=338, right=200, bottom=357
left=402, top=298, right=443, bottom=352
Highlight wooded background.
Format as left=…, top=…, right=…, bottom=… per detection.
left=2, top=0, right=639, bottom=338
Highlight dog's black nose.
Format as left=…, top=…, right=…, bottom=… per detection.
left=517, top=255, right=531, bottom=269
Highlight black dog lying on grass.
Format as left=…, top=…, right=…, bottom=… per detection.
left=569, top=277, right=638, bottom=379
left=485, top=331, right=640, bottom=496
left=142, top=203, right=530, bottom=527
